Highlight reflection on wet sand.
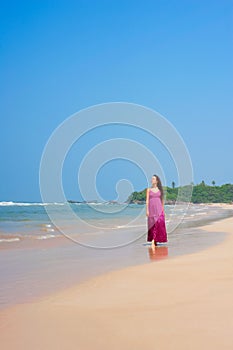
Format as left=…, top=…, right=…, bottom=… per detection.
left=148, top=245, right=169, bottom=261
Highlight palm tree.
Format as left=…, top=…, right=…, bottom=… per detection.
left=172, top=181, right=175, bottom=189
left=212, top=180, right=216, bottom=186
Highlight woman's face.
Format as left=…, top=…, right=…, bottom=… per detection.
left=151, top=176, right=158, bottom=186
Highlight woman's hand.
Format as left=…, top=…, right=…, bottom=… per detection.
left=146, top=210, right=149, bottom=217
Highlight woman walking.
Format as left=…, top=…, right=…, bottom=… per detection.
left=146, top=174, right=167, bottom=248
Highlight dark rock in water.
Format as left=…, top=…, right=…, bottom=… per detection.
left=67, top=200, right=82, bottom=204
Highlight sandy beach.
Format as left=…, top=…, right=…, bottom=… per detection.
left=1, top=215, right=233, bottom=350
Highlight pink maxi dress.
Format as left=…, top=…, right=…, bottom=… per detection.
left=147, top=189, right=167, bottom=243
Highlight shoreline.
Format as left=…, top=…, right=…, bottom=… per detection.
left=0, top=202, right=232, bottom=251
left=0, top=206, right=232, bottom=311
left=1, top=216, right=233, bottom=349
left=0, top=206, right=232, bottom=308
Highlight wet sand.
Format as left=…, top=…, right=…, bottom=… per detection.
left=1, top=216, right=233, bottom=349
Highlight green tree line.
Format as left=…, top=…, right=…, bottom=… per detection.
left=127, top=182, right=233, bottom=204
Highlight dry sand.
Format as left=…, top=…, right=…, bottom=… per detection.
left=1, top=216, right=233, bottom=350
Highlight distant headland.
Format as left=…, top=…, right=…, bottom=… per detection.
left=127, top=182, right=233, bottom=205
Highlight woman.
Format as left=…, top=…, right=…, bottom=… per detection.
left=146, top=174, right=167, bottom=247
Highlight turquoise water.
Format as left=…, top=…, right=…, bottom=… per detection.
left=0, top=202, right=148, bottom=243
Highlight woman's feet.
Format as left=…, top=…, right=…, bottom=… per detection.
left=151, top=240, right=157, bottom=248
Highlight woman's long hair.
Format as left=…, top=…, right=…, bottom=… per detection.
left=153, top=174, right=164, bottom=202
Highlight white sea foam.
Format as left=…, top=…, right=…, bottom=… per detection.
left=41, top=224, right=55, bottom=231
left=36, top=234, right=56, bottom=240
left=0, top=237, right=20, bottom=243
left=116, top=224, right=145, bottom=229
left=0, top=201, right=65, bottom=206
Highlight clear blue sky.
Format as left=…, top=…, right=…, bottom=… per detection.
left=1, top=0, right=232, bottom=202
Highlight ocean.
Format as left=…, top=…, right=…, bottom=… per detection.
left=0, top=201, right=232, bottom=309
